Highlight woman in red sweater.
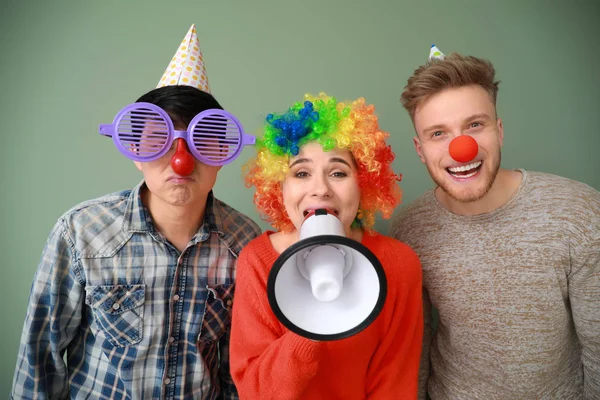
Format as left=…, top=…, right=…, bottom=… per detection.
left=230, top=93, right=423, bottom=399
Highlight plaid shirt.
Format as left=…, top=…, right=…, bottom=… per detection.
left=11, top=181, right=261, bottom=399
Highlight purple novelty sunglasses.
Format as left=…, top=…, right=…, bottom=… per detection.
left=99, top=102, right=255, bottom=166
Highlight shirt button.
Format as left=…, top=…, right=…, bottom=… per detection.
left=226, top=300, right=233, bottom=306
left=112, top=303, right=120, bottom=310
left=164, top=378, right=171, bottom=385
left=168, top=337, right=175, bottom=343
left=173, top=294, right=180, bottom=301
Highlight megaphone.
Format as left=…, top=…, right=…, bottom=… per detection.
left=267, top=209, right=387, bottom=341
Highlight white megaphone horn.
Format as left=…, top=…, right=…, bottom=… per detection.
left=267, top=209, right=387, bottom=341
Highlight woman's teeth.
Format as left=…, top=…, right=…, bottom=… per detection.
left=303, top=209, right=338, bottom=217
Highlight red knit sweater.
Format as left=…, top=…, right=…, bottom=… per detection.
left=230, top=231, right=423, bottom=400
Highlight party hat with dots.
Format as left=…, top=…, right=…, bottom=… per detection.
left=429, top=44, right=445, bottom=61
left=157, top=24, right=211, bottom=93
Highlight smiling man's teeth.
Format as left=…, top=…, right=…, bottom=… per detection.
left=448, top=161, right=481, bottom=173
left=456, top=170, right=477, bottom=178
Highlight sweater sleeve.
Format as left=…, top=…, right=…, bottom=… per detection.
left=365, top=242, right=424, bottom=399
left=569, top=209, right=600, bottom=399
left=417, top=288, right=434, bottom=400
left=389, top=216, right=431, bottom=400
left=230, top=242, right=325, bottom=400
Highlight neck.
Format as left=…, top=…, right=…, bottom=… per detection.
left=142, top=188, right=208, bottom=252
left=437, top=168, right=522, bottom=216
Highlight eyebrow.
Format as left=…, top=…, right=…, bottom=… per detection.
left=422, top=113, right=493, bottom=134
left=465, top=113, right=492, bottom=123
left=422, top=123, right=446, bottom=134
left=289, top=157, right=352, bottom=168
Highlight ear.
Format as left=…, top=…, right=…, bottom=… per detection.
left=497, top=117, right=504, bottom=147
left=134, top=161, right=143, bottom=172
left=413, top=136, right=426, bottom=164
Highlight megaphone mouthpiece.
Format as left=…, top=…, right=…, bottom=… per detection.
left=301, top=209, right=345, bottom=240
left=301, top=244, right=346, bottom=302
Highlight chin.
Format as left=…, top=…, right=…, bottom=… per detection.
left=442, top=186, right=490, bottom=203
left=430, top=162, right=499, bottom=204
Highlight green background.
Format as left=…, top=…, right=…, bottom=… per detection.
left=1, top=0, right=599, bottom=392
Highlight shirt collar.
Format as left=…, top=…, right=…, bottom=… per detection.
left=122, top=180, right=154, bottom=233
left=192, top=190, right=224, bottom=243
left=122, top=180, right=225, bottom=242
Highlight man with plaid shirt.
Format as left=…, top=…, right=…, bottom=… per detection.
left=11, top=25, right=261, bottom=400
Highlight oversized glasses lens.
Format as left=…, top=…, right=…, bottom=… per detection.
left=189, top=110, right=249, bottom=166
left=114, top=105, right=171, bottom=162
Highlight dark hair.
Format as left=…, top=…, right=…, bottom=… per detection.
left=136, top=85, right=223, bottom=128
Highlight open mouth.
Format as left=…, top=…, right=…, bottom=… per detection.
left=446, top=161, right=482, bottom=179
left=303, top=209, right=339, bottom=217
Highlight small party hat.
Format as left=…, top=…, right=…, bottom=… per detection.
left=157, top=24, right=211, bottom=93
left=429, top=44, right=445, bottom=61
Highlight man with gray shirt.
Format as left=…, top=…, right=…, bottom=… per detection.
left=390, top=46, right=599, bottom=399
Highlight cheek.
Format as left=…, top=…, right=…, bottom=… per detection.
left=139, top=159, right=172, bottom=183
left=197, top=164, right=219, bottom=179
left=281, top=182, right=291, bottom=206
left=281, top=183, right=298, bottom=216
left=342, top=182, right=361, bottom=211
left=474, top=138, right=495, bottom=156
left=148, top=155, right=172, bottom=169
left=282, top=180, right=303, bottom=201
left=421, top=146, right=447, bottom=166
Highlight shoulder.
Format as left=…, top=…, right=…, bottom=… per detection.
left=56, top=189, right=132, bottom=254
left=236, top=232, right=278, bottom=285
left=215, top=197, right=262, bottom=234
left=524, top=171, right=600, bottom=222
left=213, top=197, right=263, bottom=255
left=237, top=232, right=277, bottom=268
left=389, top=190, right=438, bottom=243
left=363, top=232, right=422, bottom=284
left=239, top=232, right=270, bottom=255
left=61, top=189, right=131, bottom=222
left=525, top=171, right=599, bottom=201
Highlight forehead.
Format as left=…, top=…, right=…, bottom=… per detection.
left=414, top=85, right=495, bottom=130
left=290, top=142, right=353, bottom=162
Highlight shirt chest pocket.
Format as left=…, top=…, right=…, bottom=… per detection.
left=198, top=283, right=234, bottom=346
left=85, top=284, right=145, bottom=347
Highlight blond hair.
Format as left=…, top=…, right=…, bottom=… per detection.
left=401, top=53, right=500, bottom=119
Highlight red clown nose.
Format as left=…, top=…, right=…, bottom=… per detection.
left=449, top=135, right=478, bottom=163
left=171, top=139, right=195, bottom=176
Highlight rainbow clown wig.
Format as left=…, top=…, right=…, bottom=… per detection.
left=244, top=93, right=402, bottom=233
